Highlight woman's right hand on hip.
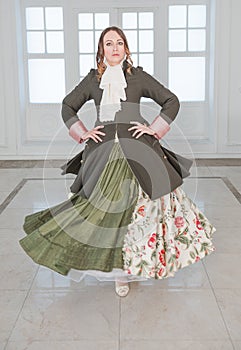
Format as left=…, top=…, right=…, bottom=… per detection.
left=82, top=125, right=106, bottom=143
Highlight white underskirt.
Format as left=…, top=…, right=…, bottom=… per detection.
left=65, top=267, right=149, bottom=283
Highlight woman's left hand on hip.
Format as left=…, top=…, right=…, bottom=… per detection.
left=128, top=121, right=155, bottom=138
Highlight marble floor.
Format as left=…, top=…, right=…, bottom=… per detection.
left=0, top=164, right=241, bottom=350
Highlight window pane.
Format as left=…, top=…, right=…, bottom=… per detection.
left=28, top=59, right=65, bottom=103
left=169, top=57, right=205, bottom=101
left=139, top=54, right=153, bottom=75
left=122, top=13, right=137, bottom=29
left=139, top=30, right=153, bottom=52
left=26, top=7, right=44, bottom=30
left=188, top=29, right=206, bottom=51
left=169, top=30, right=186, bottom=52
left=125, top=30, right=137, bottom=52
left=188, top=5, right=206, bottom=28
left=139, top=12, right=153, bottom=29
left=27, top=32, right=45, bottom=53
left=46, top=32, right=64, bottom=53
left=79, top=31, right=94, bottom=53
left=79, top=54, right=95, bottom=76
left=169, top=6, right=187, bottom=28
left=95, top=31, right=102, bottom=51
left=45, top=7, right=63, bottom=30
left=95, top=13, right=109, bottom=29
left=78, top=13, right=93, bottom=29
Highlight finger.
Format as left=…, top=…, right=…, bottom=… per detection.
left=95, top=125, right=105, bottom=129
left=95, top=131, right=106, bottom=135
left=132, top=129, right=140, bottom=136
left=90, top=135, right=100, bottom=143
left=135, top=131, right=144, bottom=139
left=94, top=135, right=103, bottom=142
left=94, top=129, right=105, bottom=136
left=128, top=126, right=137, bottom=131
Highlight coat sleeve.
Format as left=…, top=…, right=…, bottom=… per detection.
left=61, top=69, right=94, bottom=143
left=138, top=67, right=180, bottom=139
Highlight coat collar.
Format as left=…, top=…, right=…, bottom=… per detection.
left=122, top=59, right=134, bottom=78
left=122, top=59, right=129, bottom=72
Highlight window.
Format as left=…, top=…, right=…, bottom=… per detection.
left=167, top=4, right=208, bottom=102
left=25, top=7, right=65, bottom=103
left=77, top=10, right=155, bottom=77
left=78, top=12, right=110, bottom=78
left=121, top=11, right=154, bottom=74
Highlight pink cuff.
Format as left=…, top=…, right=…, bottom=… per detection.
left=69, top=120, right=88, bottom=143
left=149, top=115, right=170, bottom=140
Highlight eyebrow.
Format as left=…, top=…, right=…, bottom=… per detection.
left=104, top=39, right=124, bottom=43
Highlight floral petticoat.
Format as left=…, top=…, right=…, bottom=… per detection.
left=122, top=184, right=216, bottom=280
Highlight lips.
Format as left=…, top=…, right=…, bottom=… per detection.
left=112, top=54, right=119, bottom=56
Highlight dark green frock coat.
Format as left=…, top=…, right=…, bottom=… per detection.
left=61, top=60, right=193, bottom=200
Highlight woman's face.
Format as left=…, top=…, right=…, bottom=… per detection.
left=103, top=30, right=126, bottom=66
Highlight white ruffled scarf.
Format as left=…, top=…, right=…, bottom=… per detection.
left=99, top=59, right=127, bottom=122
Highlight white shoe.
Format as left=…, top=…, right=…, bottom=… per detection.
left=115, top=280, right=130, bottom=297
left=68, top=192, right=75, bottom=199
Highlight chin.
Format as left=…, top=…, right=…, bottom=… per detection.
left=108, top=58, right=123, bottom=66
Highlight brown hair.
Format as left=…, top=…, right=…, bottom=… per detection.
left=96, top=26, right=133, bottom=81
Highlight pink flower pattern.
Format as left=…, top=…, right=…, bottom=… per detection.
left=174, top=216, right=185, bottom=228
left=122, top=186, right=216, bottom=279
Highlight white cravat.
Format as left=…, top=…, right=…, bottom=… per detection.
left=99, top=59, right=127, bottom=122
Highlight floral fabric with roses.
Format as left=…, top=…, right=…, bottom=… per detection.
left=122, top=185, right=216, bottom=279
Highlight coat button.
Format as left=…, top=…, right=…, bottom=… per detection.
left=163, top=155, right=167, bottom=159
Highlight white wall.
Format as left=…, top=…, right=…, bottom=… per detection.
left=0, top=0, right=18, bottom=156
left=0, top=0, right=241, bottom=159
left=216, top=0, right=241, bottom=154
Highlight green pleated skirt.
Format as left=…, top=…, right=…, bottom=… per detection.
left=19, top=141, right=140, bottom=276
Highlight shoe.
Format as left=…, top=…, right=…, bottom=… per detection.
left=115, top=280, right=130, bottom=297
left=68, top=192, right=75, bottom=199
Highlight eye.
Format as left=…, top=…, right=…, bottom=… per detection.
left=106, top=42, right=112, bottom=46
left=118, top=41, right=124, bottom=45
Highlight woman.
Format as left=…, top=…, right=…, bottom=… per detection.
left=19, top=26, right=216, bottom=297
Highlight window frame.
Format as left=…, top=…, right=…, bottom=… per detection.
left=166, top=0, right=211, bottom=105
left=22, top=1, right=66, bottom=105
